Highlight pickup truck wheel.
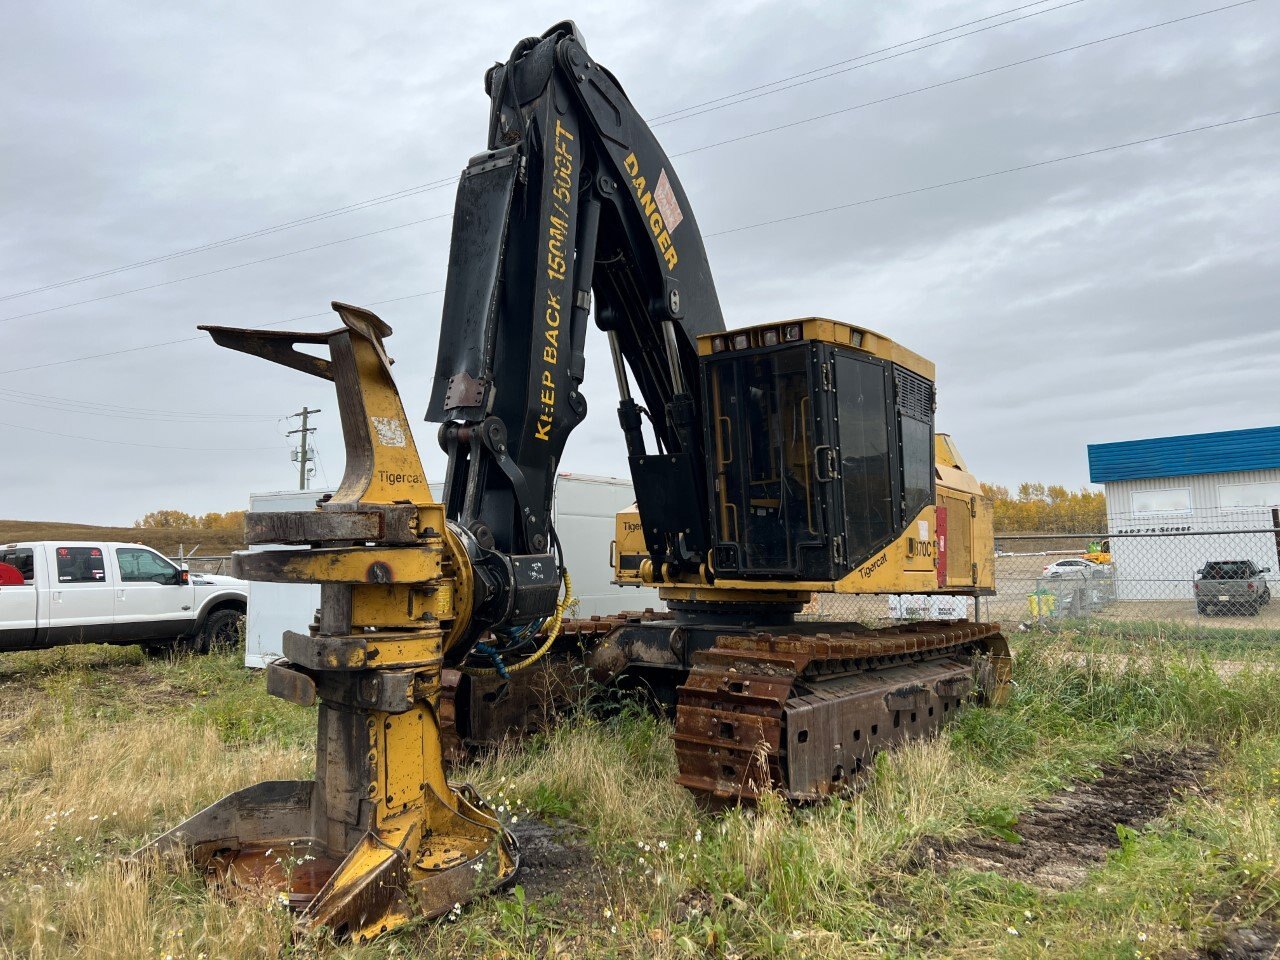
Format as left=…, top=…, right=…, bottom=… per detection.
left=201, top=608, right=245, bottom=652
left=1196, top=602, right=1209, bottom=616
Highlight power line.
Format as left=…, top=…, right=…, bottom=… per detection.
left=3, top=111, right=1271, bottom=377
left=671, top=0, right=1263, bottom=160
left=3, top=1, right=1251, bottom=331
left=652, top=0, right=1090, bottom=127
left=704, top=109, right=1280, bottom=239
left=646, top=0, right=1072, bottom=123
left=0, top=290, right=443, bottom=376
left=659, top=0, right=1257, bottom=126
left=0, top=212, right=453, bottom=325
left=0, top=418, right=282, bottom=452
left=0, top=177, right=460, bottom=305
left=0, top=386, right=283, bottom=422
left=0, top=395, right=282, bottom=424
left=4, top=108, right=1271, bottom=383
left=0, top=0, right=1088, bottom=304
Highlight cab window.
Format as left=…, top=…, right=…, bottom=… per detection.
left=834, top=354, right=894, bottom=559
left=0, top=548, right=34, bottom=583
left=117, top=548, right=180, bottom=584
left=55, top=546, right=107, bottom=583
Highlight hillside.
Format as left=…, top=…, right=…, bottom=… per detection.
left=0, top=519, right=245, bottom=557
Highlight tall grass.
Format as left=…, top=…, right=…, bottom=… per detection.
left=0, top=637, right=1276, bottom=958
left=1045, top=617, right=1280, bottom=662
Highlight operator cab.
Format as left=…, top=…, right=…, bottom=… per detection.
left=697, top=319, right=935, bottom=582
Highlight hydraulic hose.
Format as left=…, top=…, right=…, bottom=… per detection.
left=460, top=569, right=573, bottom=678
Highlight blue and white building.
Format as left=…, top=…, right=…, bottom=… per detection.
left=1087, top=426, right=1280, bottom=600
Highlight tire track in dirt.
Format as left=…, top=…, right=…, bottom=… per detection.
left=509, top=818, right=612, bottom=915
left=927, top=747, right=1216, bottom=889
left=1202, top=919, right=1279, bottom=959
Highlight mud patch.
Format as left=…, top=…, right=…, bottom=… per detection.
left=1202, top=920, right=1280, bottom=959
left=509, top=817, right=611, bottom=914
left=932, top=748, right=1216, bottom=889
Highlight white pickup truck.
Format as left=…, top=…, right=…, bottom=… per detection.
left=0, top=541, right=248, bottom=656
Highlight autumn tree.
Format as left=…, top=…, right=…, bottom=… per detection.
left=134, top=509, right=247, bottom=531
left=134, top=510, right=199, bottom=529
left=980, top=483, right=1106, bottom=534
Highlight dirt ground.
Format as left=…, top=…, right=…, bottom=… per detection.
left=923, top=748, right=1278, bottom=958
left=508, top=817, right=610, bottom=915
left=930, top=747, right=1217, bottom=889
left=1203, top=920, right=1280, bottom=959
left=0, top=518, right=244, bottom=556
left=986, top=554, right=1280, bottom=630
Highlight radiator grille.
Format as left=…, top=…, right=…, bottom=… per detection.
left=894, top=366, right=934, bottom=423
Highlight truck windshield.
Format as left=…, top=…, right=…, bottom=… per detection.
left=1201, top=561, right=1252, bottom=580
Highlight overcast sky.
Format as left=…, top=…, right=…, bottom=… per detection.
left=2, top=0, right=1277, bottom=526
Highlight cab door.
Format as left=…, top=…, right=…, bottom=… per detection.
left=0, top=546, right=38, bottom=649
left=112, top=546, right=194, bottom=641
left=46, top=545, right=115, bottom=644
left=705, top=344, right=829, bottom=579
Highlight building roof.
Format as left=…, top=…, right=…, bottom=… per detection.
left=1088, top=425, right=1280, bottom=483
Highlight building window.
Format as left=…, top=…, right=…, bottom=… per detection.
left=1131, top=488, right=1191, bottom=515
left=1218, top=481, right=1280, bottom=510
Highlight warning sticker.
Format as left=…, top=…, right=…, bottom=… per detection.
left=371, top=416, right=407, bottom=447
left=654, top=170, right=684, bottom=234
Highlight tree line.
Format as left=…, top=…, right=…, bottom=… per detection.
left=134, top=510, right=247, bottom=531
left=980, top=483, right=1106, bottom=534
left=133, top=484, right=1106, bottom=537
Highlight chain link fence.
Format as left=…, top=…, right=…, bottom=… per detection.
left=170, top=555, right=234, bottom=576
left=806, top=512, right=1280, bottom=636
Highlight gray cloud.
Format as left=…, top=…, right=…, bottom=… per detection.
left=1, top=0, right=1277, bottom=525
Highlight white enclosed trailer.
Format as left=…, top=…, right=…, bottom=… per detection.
left=245, top=475, right=662, bottom=667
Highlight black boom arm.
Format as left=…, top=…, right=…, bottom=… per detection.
left=427, top=21, right=725, bottom=634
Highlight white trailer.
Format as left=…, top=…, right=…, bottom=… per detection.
left=245, top=475, right=662, bottom=667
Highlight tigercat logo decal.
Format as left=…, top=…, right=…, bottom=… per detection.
left=859, top=552, right=888, bottom=579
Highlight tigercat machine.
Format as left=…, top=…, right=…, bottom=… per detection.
left=142, top=21, right=1010, bottom=941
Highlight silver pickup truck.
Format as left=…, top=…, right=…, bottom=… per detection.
left=1194, top=559, right=1273, bottom=616
left=0, top=541, right=247, bottom=655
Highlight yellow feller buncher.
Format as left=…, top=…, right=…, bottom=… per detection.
left=141, top=21, right=1010, bottom=942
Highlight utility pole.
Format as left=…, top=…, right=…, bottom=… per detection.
left=287, top=407, right=321, bottom=490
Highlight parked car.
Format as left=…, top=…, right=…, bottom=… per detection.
left=0, top=541, right=247, bottom=655
left=1193, top=560, right=1272, bottom=616
left=1042, top=557, right=1102, bottom=578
